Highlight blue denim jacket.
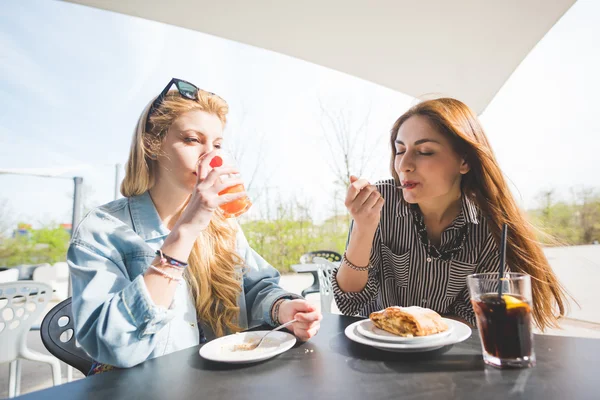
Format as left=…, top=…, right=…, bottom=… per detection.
left=67, top=191, right=298, bottom=368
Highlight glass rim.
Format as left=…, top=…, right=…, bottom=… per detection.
left=467, top=272, right=530, bottom=281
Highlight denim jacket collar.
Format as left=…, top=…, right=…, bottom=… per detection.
left=128, top=191, right=171, bottom=241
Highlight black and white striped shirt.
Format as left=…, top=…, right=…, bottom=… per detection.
left=333, top=179, right=502, bottom=325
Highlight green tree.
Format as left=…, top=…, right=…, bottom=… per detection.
left=241, top=196, right=352, bottom=273
left=0, top=225, right=70, bottom=267
left=529, top=186, right=600, bottom=245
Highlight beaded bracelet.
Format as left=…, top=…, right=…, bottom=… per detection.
left=156, top=249, right=188, bottom=269
left=271, top=298, right=288, bottom=326
left=148, top=264, right=184, bottom=283
left=343, top=252, right=371, bottom=272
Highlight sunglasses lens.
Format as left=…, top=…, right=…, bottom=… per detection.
left=176, top=81, right=197, bottom=99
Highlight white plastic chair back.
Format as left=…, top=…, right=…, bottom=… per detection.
left=0, top=269, right=19, bottom=283
left=313, top=257, right=335, bottom=314
left=32, top=263, right=56, bottom=283
left=52, top=262, right=70, bottom=300
left=53, top=262, right=69, bottom=280
left=0, top=282, right=53, bottom=363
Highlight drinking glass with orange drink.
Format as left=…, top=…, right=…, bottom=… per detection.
left=208, top=152, right=252, bottom=218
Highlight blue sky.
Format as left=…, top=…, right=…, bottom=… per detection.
left=0, top=0, right=599, bottom=229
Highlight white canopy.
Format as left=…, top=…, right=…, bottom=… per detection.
left=64, top=0, right=575, bottom=114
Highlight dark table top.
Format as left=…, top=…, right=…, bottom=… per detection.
left=20, top=314, right=600, bottom=400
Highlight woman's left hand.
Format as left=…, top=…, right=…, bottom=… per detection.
left=277, top=299, right=322, bottom=341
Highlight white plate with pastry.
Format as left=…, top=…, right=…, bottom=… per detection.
left=357, top=306, right=454, bottom=343
left=345, top=318, right=471, bottom=352
left=356, top=319, right=453, bottom=343
left=345, top=306, right=472, bottom=352
left=199, top=331, right=296, bottom=363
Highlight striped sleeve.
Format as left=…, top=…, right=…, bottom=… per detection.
left=332, top=225, right=383, bottom=316
left=332, top=265, right=380, bottom=316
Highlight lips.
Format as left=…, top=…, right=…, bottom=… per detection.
left=401, top=180, right=419, bottom=189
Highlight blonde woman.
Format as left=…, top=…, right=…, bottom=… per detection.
left=68, top=78, right=321, bottom=374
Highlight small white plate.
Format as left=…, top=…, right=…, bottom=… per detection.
left=199, top=331, right=296, bottom=364
left=356, top=319, right=453, bottom=343
left=345, top=319, right=472, bottom=353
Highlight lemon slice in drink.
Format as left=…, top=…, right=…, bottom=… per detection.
left=502, top=294, right=529, bottom=310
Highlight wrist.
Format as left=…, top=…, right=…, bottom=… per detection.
left=160, top=224, right=200, bottom=262
left=271, top=298, right=290, bottom=326
left=155, top=249, right=188, bottom=269
left=350, top=223, right=378, bottom=241
left=342, top=251, right=371, bottom=271
left=172, top=220, right=206, bottom=238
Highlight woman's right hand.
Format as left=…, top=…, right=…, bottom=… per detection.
left=344, top=175, right=384, bottom=231
left=176, top=150, right=247, bottom=233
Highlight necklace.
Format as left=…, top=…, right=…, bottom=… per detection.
left=410, top=205, right=470, bottom=262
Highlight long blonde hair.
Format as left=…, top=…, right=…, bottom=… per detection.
left=121, top=88, right=243, bottom=336
left=389, top=98, right=569, bottom=330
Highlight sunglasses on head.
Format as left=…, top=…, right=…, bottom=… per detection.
left=145, top=78, right=226, bottom=132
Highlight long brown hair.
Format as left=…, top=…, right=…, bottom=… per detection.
left=121, top=89, right=243, bottom=336
left=389, top=98, right=568, bottom=330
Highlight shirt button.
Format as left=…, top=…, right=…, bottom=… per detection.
left=422, top=299, right=427, bottom=304
left=190, top=322, right=196, bottom=327
left=426, top=257, right=432, bottom=262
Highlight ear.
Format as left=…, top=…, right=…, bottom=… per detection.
left=143, top=136, right=160, bottom=160
left=459, top=158, right=470, bottom=175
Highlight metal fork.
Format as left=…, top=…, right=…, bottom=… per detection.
left=377, top=182, right=411, bottom=189
left=246, top=318, right=298, bottom=350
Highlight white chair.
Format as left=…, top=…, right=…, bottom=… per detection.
left=0, top=269, right=19, bottom=284
left=0, top=282, right=61, bottom=398
left=32, top=263, right=55, bottom=284
left=313, top=257, right=336, bottom=314
left=53, top=262, right=69, bottom=281
left=52, top=262, right=70, bottom=301
left=49, top=262, right=73, bottom=381
left=32, top=264, right=61, bottom=301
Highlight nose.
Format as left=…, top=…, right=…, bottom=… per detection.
left=199, top=146, right=218, bottom=160
left=397, top=151, right=415, bottom=174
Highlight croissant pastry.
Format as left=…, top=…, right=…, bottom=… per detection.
left=369, top=306, right=449, bottom=337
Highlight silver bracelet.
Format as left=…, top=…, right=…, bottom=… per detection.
left=343, top=252, right=371, bottom=272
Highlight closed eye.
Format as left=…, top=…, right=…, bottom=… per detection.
left=395, top=151, right=433, bottom=156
